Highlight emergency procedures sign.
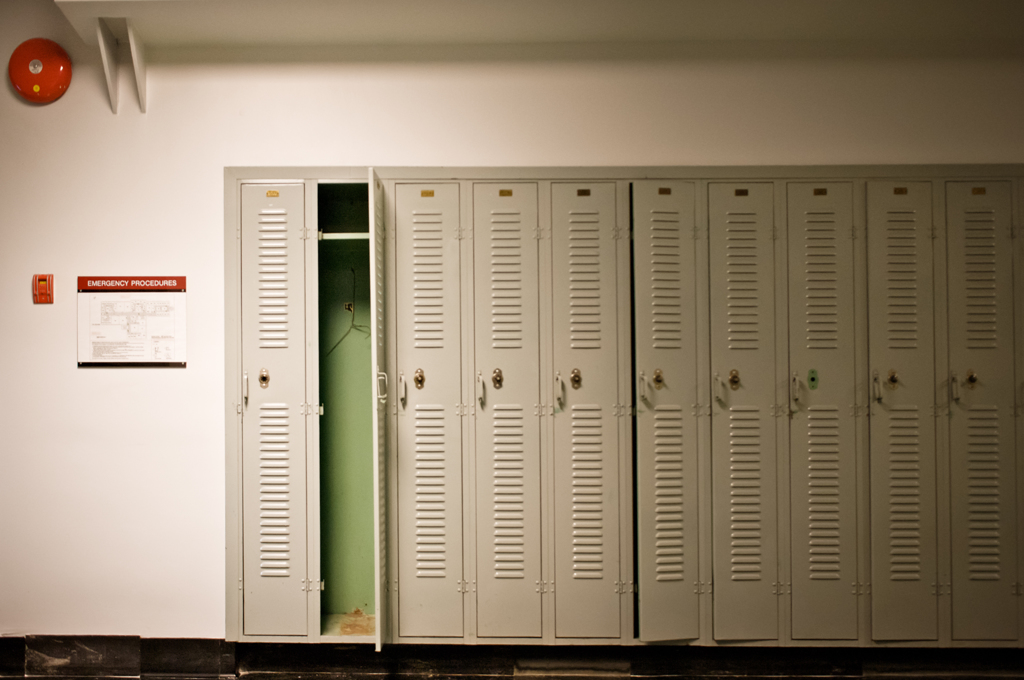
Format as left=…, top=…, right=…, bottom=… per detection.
left=77, top=277, right=187, bottom=367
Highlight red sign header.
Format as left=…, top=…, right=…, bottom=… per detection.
left=78, top=276, right=186, bottom=292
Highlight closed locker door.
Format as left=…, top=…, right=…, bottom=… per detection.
left=867, top=181, right=938, bottom=641
left=473, top=183, right=543, bottom=638
left=240, top=183, right=308, bottom=636
left=946, top=181, right=1018, bottom=641
left=395, top=183, right=464, bottom=637
left=709, top=182, right=778, bottom=641
left=551, top=182, right=621, bottom=638
left=787, top=183, right=859, bottom=640
left=633, top=181, right=700, bottom=641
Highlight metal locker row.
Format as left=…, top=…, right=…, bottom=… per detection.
left=391, top=180, right=630, bottom=641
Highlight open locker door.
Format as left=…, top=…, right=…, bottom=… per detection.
left=369, top=169, right=388, bottom=650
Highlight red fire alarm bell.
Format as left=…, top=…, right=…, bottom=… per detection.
left=8, top=38, right=72, bottom=104
left=33, top=275, right=54, bottom=304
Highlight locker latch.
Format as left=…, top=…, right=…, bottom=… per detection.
left=413, top=368, right=425, bottom=389
left=652, top=369, right=665, bottom=390
left=570, top=368, right=582, bottom=390
left=259, top=368, right=270, bottom=388
left=728, top=369, right=740, bottom=390
left=492, top=368, right=504, bottom=389
left=964, top=369, right=979, bottom=389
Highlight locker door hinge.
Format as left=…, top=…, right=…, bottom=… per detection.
left=612, top=226, right=623, bottom=240
left=535, top=580, right=549, bottom=593
left=931, top=405, right=950, bottom=419
left=850, top=404, right=869, bottom=418
left=238, top=577, right=243, bottom=591
left=692, top=224, right=702, bottom=241
left=614, top=580, right=635, bottom=594
left=769, top=404, right=790, bottom=418
left=236, top=403, right=242, bottom=415
left=317, top=230, right=323, bottom=241
left=535, top=403, right=550, bottom=417
left=318, top=404, right=324, bottom=416
left=697, top=580, right=712, bottom=594
left=456, top=580, right=472, bottom=593
left=393, top=579, right=399, bottom=593
left=1012, top=583, right=1023, bottom=596
left=691, top=403, right=711, bottom=418
left=853, top=582, right=871, bottom=595
left=771, top=225, right=779, bottom=241
left=614, top=403, right=634, bottom=417
left=930, top=583, right=952, bottom=596
left=772, top=582, right=791, bottom=595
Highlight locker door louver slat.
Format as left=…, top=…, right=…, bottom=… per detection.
left=258, top=209, right=291, bottom=349
left=887, top=406, right=922, bottom=582
left=490, top=211, right=524, bottom=350
left=729, top=406, right=763, bottom=581
left=414, top=404, right=448, bottom=578
left=259, top=403, right=292, bottom=576
left=492, top=405, right=526, bottom=579
left=806, top=406, right=841, bottom=581
left=884, top=210, right=920, bottom=351
left=653, top=406, right=685, bottom=582
left=650, top=210, right=683, bottom=349
left=412, top=211, right=446, bottom=349
left=568, top=212, right=602, bottom=350
left=725, top=212, right=761, bottom=351
left=571, top=404, right=605, bottom=580
left=966, top=406, right=1002, bottom=582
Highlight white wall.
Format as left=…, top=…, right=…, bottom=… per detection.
left=1, top=0, right=1023, bottom=638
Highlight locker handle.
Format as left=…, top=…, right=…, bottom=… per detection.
left=377, top=371, right=388, bottom=405
left=713, top=372, right=727, bottom=405
left=791, top=372, right=801, bottom=408
left=555, top=372, right=566, bottom=410
left=398, top=373, right=407, bottom=408
left=476, top=371, right=486, bottom=408
left=950, top=372, right=960, bottom=403
left=638, top=372, right=648, bottom=403
left=243, top=371, right=248, bottom=407
left=872, top=370, right=882, bottom=403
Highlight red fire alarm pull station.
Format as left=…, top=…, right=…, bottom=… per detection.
left=33, top=274, right=53, bottom=303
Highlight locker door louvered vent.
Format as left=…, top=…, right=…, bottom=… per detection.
left=650, top=210, right=683, bottom=350
left=803, top=212, right=839, bottom=350
left=885, top=211, right=920, bottom=350
left=568, top=212, right=602, bottom=350
left=258, top=209, right=290, bottom=348
left=490, top=211, right=524, bottom=350
left=730, top=406, right=763, bottom=581
left=412, top=211, right=446, bottom=349
left=963, top=210, right=999, bottom=350
left=259, top=403, right=292, bottom=576
left=654, top=406, right=685, bottom=581
left=806, top=406, right=841, bottom=580
left=571, top=404, right=605, bottom=579
left=888, top=406, right=922, bottom=581
left=414, top=404, right=448, bottom=578
left=725, top=212, right=761, bottom=350
left=967, top=406, right=1002, bottom=580
left=493, top=405, right=526, bottom=579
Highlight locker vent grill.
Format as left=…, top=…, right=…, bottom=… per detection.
left=258, top=403, right=292, bottom=576
left=967, top=406, right=1002, bottom=581
left=412, top=211, right=445, bottom=349
left=649, top=210, right=683, bottom=350
left=725, top=213, right=760, bottom=350
left=567, top=212, right=602, bottom=349
left=414, top=404, right=448, bottom=578
left=490, top=211, right=524, bottom=350
left=571, top=404, right=605, bottom=579
left=888, top=406, right=922, bottom=581
left=257, top=209, right=290, bottom=349
left=962, top=210, right=999, bottom=350
left=803, top=212, right=839, bottom=350
left=654, top=405, right=685, bottom=581
left=729, top=406, right=762, bottom=580
left=806, top=406, right=841, bottom=580
left=492, top=405, right=526, bottom=579
left=884, top=211, right=919, bottom=350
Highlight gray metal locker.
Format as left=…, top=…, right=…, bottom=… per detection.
left=633, top=180, right=700, bottom=641
left=369, top=170, right=388, bottom=649
left=708, top=182, right=778, bottom=641
left=395, top=183, right=464, bottom=637
left=786, top=182, right=859, bottom=640
left=240, top=183, right=308, bottom=636
left=946, top=181, right=1019, bottom=641
left=472, top=183, right=543, bottom=638
left=551, top=182, right=622, bottom=638
left=867, top=181, right=938, bottom=641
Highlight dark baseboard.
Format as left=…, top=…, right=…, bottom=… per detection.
left=0, top=638, right=1022, bottom=679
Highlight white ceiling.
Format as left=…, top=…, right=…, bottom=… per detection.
left=54, top=0, right=1024, bottom=57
